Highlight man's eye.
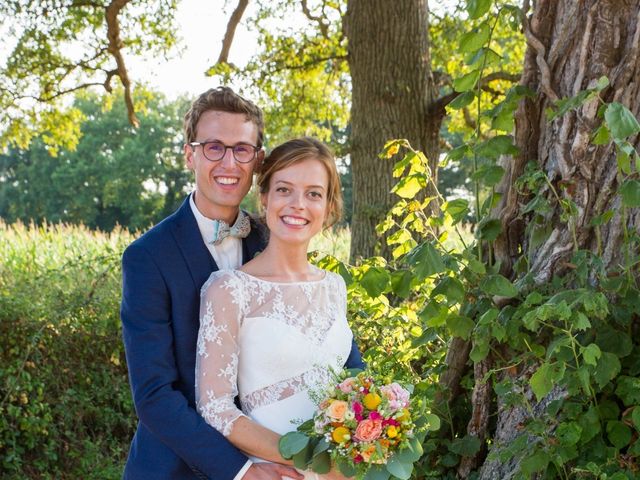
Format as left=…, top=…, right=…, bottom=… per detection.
left=207, top=143, right=225, bottom=152
left=234, top=144, right=251, bottom=154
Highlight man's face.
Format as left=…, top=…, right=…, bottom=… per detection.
left=185, top=110, right=263, bottom=223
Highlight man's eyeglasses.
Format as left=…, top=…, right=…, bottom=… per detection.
left=190, top=141, right=260, bottom=163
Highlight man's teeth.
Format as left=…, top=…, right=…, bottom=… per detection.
left=216, top=177, right=238, bottom=185
left=282, top=216, right=308, bottom=225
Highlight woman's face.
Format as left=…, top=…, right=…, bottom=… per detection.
left=261, top=157, right=329, bottom=247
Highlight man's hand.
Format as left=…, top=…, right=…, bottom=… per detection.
left=243, top=462, right=304, bottom=480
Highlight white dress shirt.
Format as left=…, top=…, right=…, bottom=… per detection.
left=189, top=194, right=252, bottom=479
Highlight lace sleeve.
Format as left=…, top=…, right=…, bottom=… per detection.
left=195, top=272, right=245, bottom=437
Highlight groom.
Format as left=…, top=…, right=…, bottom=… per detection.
left=120, top=87, right=364, bottom=480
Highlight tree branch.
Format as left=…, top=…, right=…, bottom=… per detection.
left=217, top=0, right=250, bottom=64
left=270, top=54, right=347, bottom=73
left=301, top=0, right=329, bottom=39
left=105, top=0, right=139, bottom=127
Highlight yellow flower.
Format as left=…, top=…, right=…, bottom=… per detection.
left=398, top=408, right=411, bottom=422
left=363, top=392, right=381, bottom=410
left=332, top=426, right=351, bottom=444
left=387, top=426, right=398, bottom=438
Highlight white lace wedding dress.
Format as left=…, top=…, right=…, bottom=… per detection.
left=195, top=268, right=353, bottom=480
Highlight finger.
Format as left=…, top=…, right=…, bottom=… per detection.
left=274, top=465, right=304, bottom=479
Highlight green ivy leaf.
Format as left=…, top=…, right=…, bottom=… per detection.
left=530, top=363, right=553, bottom=401
left=453, top=70, right=481, bottom=92
left=279, top=432, right=309, bottom=459
left=615, top=376, right=640, bottom=406
left=620, top=179, right=640, bottom=208
left=556, top=422, right=583, bottom=446
left=449, top=91, right=476, bottom=110
left=432, top=277, right=466, bottom=304
left=591, top=123, right=611, bottom=145
left=386, top=456, right=413, bottom=480
left=446, top=144, right=471, bottom=162
left=459, top=22, right=491, bottom=53
left=450, top=435, right=482, bottom=456
left=480, top=274, right=518, bottom=298
left=475, top=135, right=519, bottom=158
left=466, top=0, right=492, bottom=19
left=606, top=420, right=632, bottom=449
left=471, top=165, right=505, bottom=187
left=521, top=450, right=550, bottom=476
left=405, top=242, right=447, bottom=279
left=605, top=102, right=640, bottom=140
left=469, top=339, right=490, bottom=362
left=632, top=407, right=640, bottom=432
left=360, top=267, right=390, bottom=298
left=593, top=352, right=622, bottom=388
left=477, top=218, right=502, bottom=241
left=581, top=343, right=601, bottom=367
left=446, top=315, right=475, bottom=340
left=390, top=270, right=413, bottom=298
left=443, top=198, right=470, bottom=224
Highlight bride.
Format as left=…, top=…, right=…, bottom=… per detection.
left=195, top=137, right=363, bottom=479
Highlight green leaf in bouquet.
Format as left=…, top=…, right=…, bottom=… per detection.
left=310, top=450, right=331, bottom=474
left=363, top=464, right=391, bottom=480
left=397, top=437, right=423, bottom=463
left=292, top=441, right=313, bottom=470
left=296, top=418, right=315, bottom=434
left=386, top=456, right=414, bottom=480
left=279, top=432, right=309, bottom=459
left=422, top=413, right=441, bottom=432
left=337, top=457, right=357, bottom=477
left=312, top=437, right=330, bottom=456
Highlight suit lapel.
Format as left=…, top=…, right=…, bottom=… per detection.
left=170, top=196, right=218, bottom=288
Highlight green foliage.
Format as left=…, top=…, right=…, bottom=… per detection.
left=0, top=89, right=191, bottom=231
left=0, top=0, right=179, bottom=151
left=0, top=221, right=135, bottom=478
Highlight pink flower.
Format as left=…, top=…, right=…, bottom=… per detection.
left=338, top=377, right=358, bottom=393
left=380, top=383, right=410, bottom=411
left=354, top=419, right=383, bottom=442
left=382, top=418, right=400, bottom=427
left=369, top=411, right=382, bottom=421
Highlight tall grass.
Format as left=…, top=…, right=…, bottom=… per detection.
left=0, top=221, right=134, bottom=479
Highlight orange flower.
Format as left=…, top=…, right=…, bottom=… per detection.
left=327, top=400, right=349, bottom=422
left=354, top=419, right=383, bottom=442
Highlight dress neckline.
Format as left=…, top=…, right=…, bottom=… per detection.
left=235, top=266, right=328, bottom=285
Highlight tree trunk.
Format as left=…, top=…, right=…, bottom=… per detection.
left=344, top=0, right=439, bottom=261
left=480, top=1, right=640, bottom=477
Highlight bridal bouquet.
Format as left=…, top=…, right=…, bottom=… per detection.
left=280, top=370, right=434, bottom=480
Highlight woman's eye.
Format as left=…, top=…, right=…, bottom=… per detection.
left=309, top=191, right=322, bottom=198
left=276, top=187, right=288, bottom=193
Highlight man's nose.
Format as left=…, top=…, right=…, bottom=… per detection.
left=220, top=147, right=236, bottom=167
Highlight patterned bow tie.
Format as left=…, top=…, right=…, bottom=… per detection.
left=211, top=210, right=251, bottom=245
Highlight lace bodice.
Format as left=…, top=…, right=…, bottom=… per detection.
left=195, top=268, right=352, bottom=437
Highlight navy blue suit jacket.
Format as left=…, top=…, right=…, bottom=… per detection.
left=120, top=196, right=364, bottom=479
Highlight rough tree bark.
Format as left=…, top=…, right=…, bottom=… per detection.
left=475, top=1, right=640, bottom=478
left=344, top=0, right=440, bottom=261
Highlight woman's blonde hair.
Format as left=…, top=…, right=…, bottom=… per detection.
left=257, top=137, right=343, bottom=228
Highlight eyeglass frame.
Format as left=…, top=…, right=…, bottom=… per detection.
left=189, top=141, right=261, bottom=163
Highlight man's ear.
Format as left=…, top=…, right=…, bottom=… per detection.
left=184, top=143, right=195, bottom=170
